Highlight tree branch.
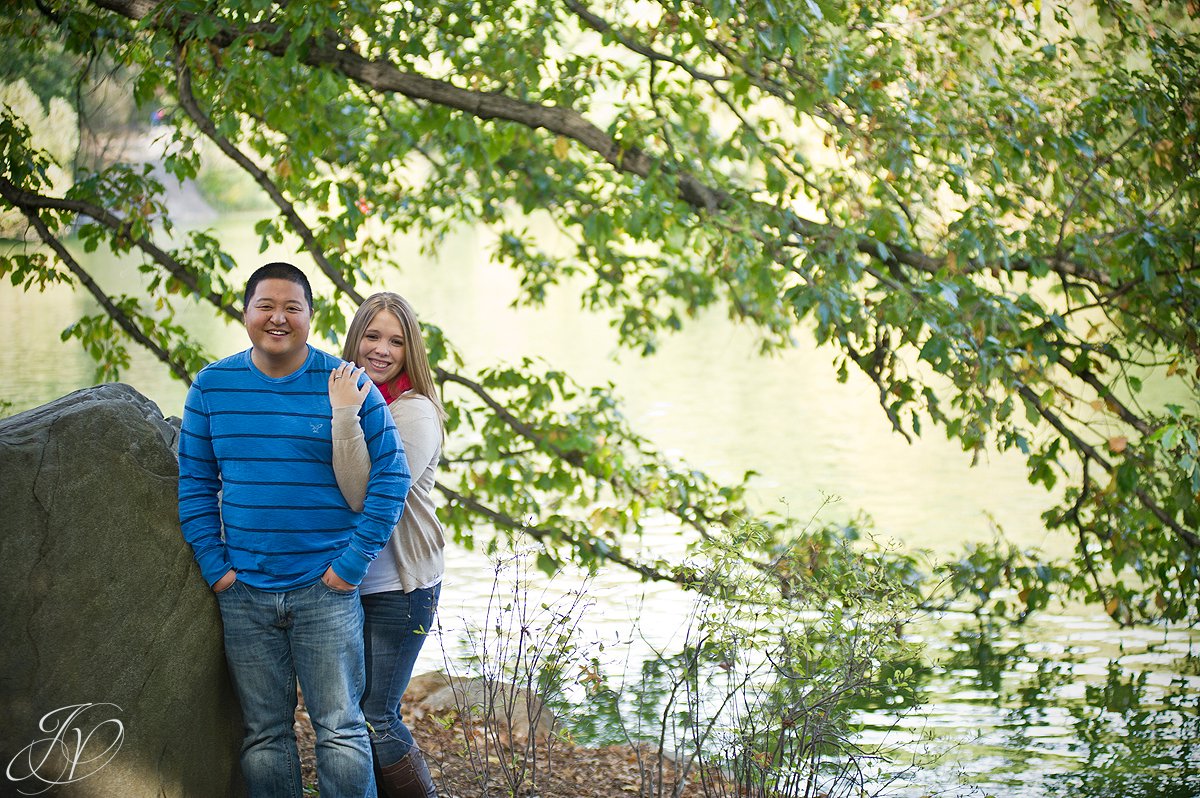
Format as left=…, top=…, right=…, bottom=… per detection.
left=1057, top=353, right=1152, bottom=437
left=0, top=176, right=241, bottom=320
left=1017, top=383, right=1199, bottom=549
left=564, top=0, right=728, bottom=85
left=437, top=366, right=727, bottom=541
left=91, top=0, right=1113, bottom=288
left=173, top=46, right=364, bottom=303
left=435, top=481, right=684, bottom=584
left=2, top=195, right=194, bottom=384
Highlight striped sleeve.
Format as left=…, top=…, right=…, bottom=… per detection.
left=177, top=378, right=232, bottom=587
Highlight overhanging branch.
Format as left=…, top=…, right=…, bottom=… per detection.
left=0, top=192, right=194, bottom=384
left=1017, top=383, right=1198, bottom=549
left=0, top=176, right=241, bottom=320
left=174, top=46, right=364, bottom=304
left=437, top=366, right=723, bottom=541
left=90, top=0, right=1113, bottom=288
left=435, top=481, right=683, bottom=584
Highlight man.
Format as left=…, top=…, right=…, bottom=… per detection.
left=178, top=262, right=410, bottom=797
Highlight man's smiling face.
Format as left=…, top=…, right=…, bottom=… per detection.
left=244, top=277, right=312, bottom=377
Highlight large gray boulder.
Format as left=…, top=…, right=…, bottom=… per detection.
left=0, top=384, right=243, bottom=797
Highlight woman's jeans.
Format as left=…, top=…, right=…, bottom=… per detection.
left=216, top=579, right=374, bottom=798
left=360, top=584, right=441, bottom=767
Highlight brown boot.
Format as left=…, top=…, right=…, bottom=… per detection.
left=377, top=747, right=437, bottom=798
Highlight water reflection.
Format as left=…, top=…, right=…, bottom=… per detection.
left=859, top=615, right=1200, bottom=797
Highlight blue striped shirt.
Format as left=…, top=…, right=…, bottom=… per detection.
left=178, top=346, right=410, bottom=590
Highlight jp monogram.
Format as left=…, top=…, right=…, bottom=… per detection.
left=6, top=703, right=124, bottom=795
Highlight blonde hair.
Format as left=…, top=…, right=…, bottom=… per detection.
left=342, top=292, right=447, bottom=429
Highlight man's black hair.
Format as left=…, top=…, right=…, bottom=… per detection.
left=243, top=262, right=314, bottom=311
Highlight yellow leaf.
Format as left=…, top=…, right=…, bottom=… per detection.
left=553, top=135, right=569, bottom=159
left=1105, top=597, right=1121, bottom=618
left=1108, top=436, right=1128, bottom=453
left=1090, top=399, right=1105, bottom=411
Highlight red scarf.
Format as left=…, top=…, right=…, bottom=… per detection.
left=377, top=372, right=412, bottom=405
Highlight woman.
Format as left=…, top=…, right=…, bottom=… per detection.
left=329, top=292, right=447, bottom=798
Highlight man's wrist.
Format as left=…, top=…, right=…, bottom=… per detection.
left=212, top=570, right=237, bottom=593
left=330, top=549, right=370, bottom=585
left=322, top=566, right=357, bottom=591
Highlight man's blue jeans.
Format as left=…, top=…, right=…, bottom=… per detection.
left=360, top=584, right=440, bottom=767
left=216, top=579, right=374, bottom=798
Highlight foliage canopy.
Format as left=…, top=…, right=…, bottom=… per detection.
left=2, top=0, right=1198, bottom=622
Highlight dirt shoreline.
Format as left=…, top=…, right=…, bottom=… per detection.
left=293, top=672, right=717, bottom=798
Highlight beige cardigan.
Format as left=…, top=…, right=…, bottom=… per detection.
left=332, top=394, right=445, bottom=594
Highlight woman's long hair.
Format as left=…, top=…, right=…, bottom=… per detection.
left=341, top=292, right=447, bottom=429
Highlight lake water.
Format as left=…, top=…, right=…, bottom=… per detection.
left=1, top=213, right=1196, bottom=797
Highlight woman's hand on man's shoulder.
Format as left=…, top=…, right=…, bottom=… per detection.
left=329, top=362, right=370, bottom=409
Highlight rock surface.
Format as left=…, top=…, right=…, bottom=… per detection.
left=0, top=384, right=243, bottom=797
left=406, top=671, right=557, bottom=739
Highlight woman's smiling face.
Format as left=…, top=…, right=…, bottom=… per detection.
left=356, top=310, right=406, bottom=385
